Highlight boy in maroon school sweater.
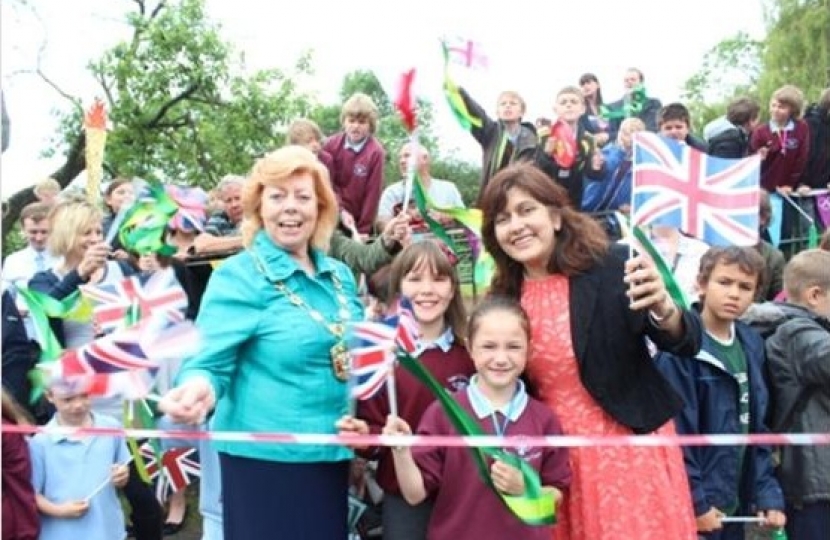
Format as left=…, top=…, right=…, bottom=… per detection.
left=323, top=93, right=386, bottom=237
left=750, top=85, right=811, bottom=193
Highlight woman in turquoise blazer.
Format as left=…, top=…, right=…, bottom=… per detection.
left=160, top=145, right=365, bottom=538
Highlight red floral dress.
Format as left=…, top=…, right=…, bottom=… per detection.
left=522, top=275, right=696, bottom=540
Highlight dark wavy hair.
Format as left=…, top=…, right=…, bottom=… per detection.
left=480, top=163, right=609, bottom=297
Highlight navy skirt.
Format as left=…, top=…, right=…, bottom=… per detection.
left=219, top=453, right=349, bottom=539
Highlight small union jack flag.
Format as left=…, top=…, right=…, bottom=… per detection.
left=632, top=133, right=761, bottom=246
left=349, top=320, right=396, bottom=400
left=61, top=326, right=159, bottom=376
left=347, top=297, right=420, bottom=400
left=80, top=267, right=187, bottom=334
left=56, top=313, right=199, bottom=398
left=141, top=443, right=201, bottom=502
left=388, top=297, right=419, bottom=355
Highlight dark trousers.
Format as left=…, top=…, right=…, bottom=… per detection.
left=786, top=501, right=830, bottom=540
left=382, top=493, right=433, bottom=540
left=122, top=460, right=164, bottom=540
left=220, top=453, right=349, bottom=540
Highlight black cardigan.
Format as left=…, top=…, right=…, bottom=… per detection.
left=566, top=249, right=702, bottom=433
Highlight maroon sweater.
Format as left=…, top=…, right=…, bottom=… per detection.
left=322, top=133, right=386, bottom=234
left=415, top=391, right=571, bottom=540
left=2, top=417, right=39, bottom=540
left=357, top=343, right=474, bottom=494
left=317, top=149, right=335, bottom=186
left=749, top=120, right=811, bottom=191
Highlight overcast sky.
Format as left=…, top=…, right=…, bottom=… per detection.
left=0, top=0, right=766, bottom=197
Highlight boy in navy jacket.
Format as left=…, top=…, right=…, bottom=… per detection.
left=655, top=246, right=785, bottom=539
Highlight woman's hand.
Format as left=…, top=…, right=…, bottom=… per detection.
left=77, top=242, right=110, bottom=280
left=335, top=415, right=370, bottom=449
left=158, top=378, right=215, bottom=425
left=380, top=213, right=411, bottom=250
left=490, top=458, right=525, bottom=496
left=623, top=254, right=674, bottom=315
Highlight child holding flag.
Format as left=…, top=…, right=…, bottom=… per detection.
left=28, top=376, right=131, bottom=540
left=534, top=86, right=604, bottom=208
left=383, top=295, right=570, bottom=539
left=655, top=246, right=786, bottom=538
left=453, top=86, right=537, bottom=206
left=339, top=240, right=474, bottom=540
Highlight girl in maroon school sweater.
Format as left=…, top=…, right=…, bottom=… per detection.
left=383, top=296, right=571, bottom=540
left=2, top=389, right=40, bottom=540
left=343, top=240, right=475, bottom=540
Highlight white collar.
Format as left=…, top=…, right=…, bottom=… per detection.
left=416, top=326, right=454, bottom=355
left=466, top=375, right=528, bottom=421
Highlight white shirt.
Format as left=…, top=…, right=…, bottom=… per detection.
left=2, top=245, right=60, bottom=290
left=2, top=245, right=61, bottom=338
left=377, top=177, right=465, bottom=220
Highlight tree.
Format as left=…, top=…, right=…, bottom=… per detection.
left=682, top=32, right=764, bottom=133
left=757, top=0, right=830, bottom=103
left=3, top=0, right=317, bottom=241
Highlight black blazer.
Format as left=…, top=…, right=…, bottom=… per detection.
left=568, top=249, right=702, bottom=433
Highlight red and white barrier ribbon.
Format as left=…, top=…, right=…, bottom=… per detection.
left=3, top=424, right=830, bottom=448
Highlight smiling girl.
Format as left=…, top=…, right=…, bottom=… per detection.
left=344, top=240, right=475, bottom=540
left=381, top=295, right=571, bottom=540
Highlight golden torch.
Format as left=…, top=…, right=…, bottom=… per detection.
left=84, top=98, right=107, bottom=204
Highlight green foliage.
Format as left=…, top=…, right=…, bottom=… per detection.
left=682, top=32, right=764, bottom=133
left=1, top=224, right=25, bottom=260
left=758, top=0, right=830, bottom=106
left=429, top=157, right=481, bottom=206
left=48, top=0, right=317, bottom=187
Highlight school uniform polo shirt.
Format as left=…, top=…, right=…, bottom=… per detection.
left=29, top=413, right=131, bottom=540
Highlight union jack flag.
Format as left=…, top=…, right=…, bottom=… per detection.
left=387, top=297, right=420, bottom=355
left=80, top=267, right=187, bottom=334
left=347, top=297, right=420, bottom=400
left=348, top=321, right=396, bottom=400
left=632, top=133, right=761, bottom=246
left=61, top=326, right=158, bottom=376
left=140, top=443, right=201, bottom=503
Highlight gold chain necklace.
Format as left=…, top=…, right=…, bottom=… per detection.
left=250, top=250, right=352, bottom=381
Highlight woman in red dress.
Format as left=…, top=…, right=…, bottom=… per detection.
left=479, top=162, right=701, bottom=540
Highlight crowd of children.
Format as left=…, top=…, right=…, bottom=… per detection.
left=1, top=68, right=828, bottom=540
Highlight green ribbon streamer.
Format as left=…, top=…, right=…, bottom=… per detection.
left=411, top=183, right=495, bottom=288
left=15, top=288, right=91, bottom=403
left=600, top=85, right=648, bottom=121
left=123, top=400, right=161, bottom=484
left=15, top=288, right=90, bottom=362
left=397, top=351, right=556, bottom=525
left=119, top=182, right=180, bottom=256
left=807, top=224, right=819, bottom=249
left=630, top=225, right=690, bottom=310
left=412, top=175, right=462, bottom=255
left=440, top=41, right=483, bottom=132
